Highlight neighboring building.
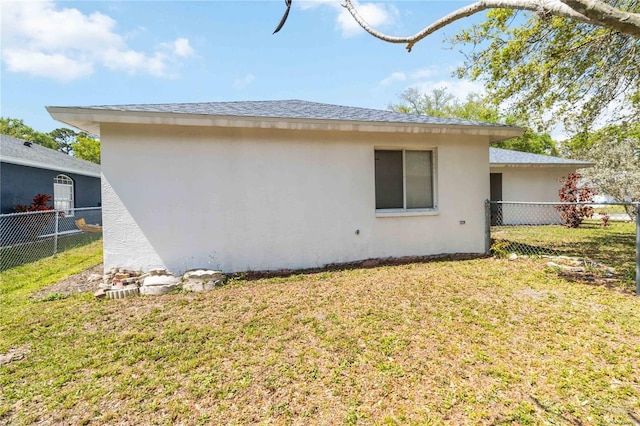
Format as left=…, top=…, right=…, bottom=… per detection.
left=489, top=147, right=594, bottom=225
left=48, top=100, right=524, bottom=274
left=0, top=134, right=101, bottom=214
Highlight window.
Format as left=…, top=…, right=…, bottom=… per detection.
left=54, top=174, right=74, bottom=216
left=375, top=149, right=435, bottom=211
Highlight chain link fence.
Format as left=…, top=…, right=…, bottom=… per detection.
left=487, top=201, right=640, bottom=294
left=0, top=207, right=102, bottom=271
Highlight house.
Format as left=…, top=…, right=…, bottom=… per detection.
left=489, top=147, right=594, bottom=225
left=47, top=100, right=524, bottom=274
left=0, top=134, right=101, bottom=214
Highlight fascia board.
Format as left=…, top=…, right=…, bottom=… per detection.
left=47, top=107, right=526, bottom=141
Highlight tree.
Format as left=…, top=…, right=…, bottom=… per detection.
left=50, top=128, right=78, bottom=154
left=0, top=117, right=57, bottom=150
left=71, top=135, right=101, bottom=164
left=389, top=87, right=558, bottom=155
left=1, top=116, right=100, bottom=162
left=49, top=127, right=101, bottom=162
left=343, top=0, right=640, bottom=51
left=342, top=0, right=640, bottom=135
left=578, top=123, right=640, bottom=219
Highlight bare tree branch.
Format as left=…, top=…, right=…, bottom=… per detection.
left=342, top=0, right=640, bottom=52
left=560, top=0, right=640, bottom=36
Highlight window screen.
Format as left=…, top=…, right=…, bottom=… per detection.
left=405, top=151, right=433, bottom=209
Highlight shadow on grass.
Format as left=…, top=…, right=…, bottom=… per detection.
left=493, top=222, right=634, bottom=268
left=492, top=240, right=560, bottom=257
left=530, top=396, right=582, bottom=425
left=493, top=221, right=636, bottom=291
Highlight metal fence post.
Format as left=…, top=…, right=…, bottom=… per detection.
left=636, top=204, right=639, bottom=296
left=485, top=199, right=491, bottom=255
left=53, top=210, right=59, bottom=257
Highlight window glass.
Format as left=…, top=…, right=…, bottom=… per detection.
left=374, top=149, right=434, bottom=210
left=375, top=150, right=403, bottom=209
left=406, top=151, right=433, bottom=208
left=54, top=174, right=74, bottom=215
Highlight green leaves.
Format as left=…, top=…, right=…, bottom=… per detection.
left=0, top=118, right=57, bottom=150
left=452, top=4, right=640, bottom=135
left=577, top=122, right=640, bottom=218
left=71, top=135, right=101, bottom=164
left=389, top=87, right=558, bottom=155
left=1, top=116, right=100, bottom=164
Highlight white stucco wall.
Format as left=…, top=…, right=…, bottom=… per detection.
left=101, top=124, right=491, bottom=274
left=490, top=166, right=578, bottom=225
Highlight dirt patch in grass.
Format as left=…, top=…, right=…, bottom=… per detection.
left=0, top=346, right=30, bottom=366
left=543, top=256, right=634, bottom=294
left=29, top=263, right=103, bottom=301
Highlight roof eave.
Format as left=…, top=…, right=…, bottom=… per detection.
left=0, top=156, right=101, bottom=178
left=46, top=107, right=526, bottom=140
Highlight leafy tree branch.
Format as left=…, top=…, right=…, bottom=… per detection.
left=388, top=88, right=558, bottom=155
left=342, top=0, right=640, bottom=52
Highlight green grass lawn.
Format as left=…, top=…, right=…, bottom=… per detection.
left=0, top=232, right=103, bottom=271
left=1, top=239, right=639, bottom=425
left=492, top=220, right=636, bottom=286
left=593, top=204, right=634, bottom=215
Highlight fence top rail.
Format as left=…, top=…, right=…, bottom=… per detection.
left=0, top=207, right=102, bottom=218
left=490, top=201, right=640, bottom=206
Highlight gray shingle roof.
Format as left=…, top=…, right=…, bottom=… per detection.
left=0, top=134, right=101, bottom=177
left=80, top=99, right=515, bottom=128
left=489, top=147, right=593, bottom=166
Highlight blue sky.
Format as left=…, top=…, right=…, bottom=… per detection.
left=1, top=0, right=489, bottom=134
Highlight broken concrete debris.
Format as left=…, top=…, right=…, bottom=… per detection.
left=97, top=267, right=225, bottom=299
left=182, top=270, right=224, bottom=292
left=140, top=274, right=181, bottom=296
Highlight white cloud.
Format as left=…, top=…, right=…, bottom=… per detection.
left=413, top=79, right=486, bottom=100
left=2, top=50, right=94, bottom=81
left=337, top=2, right=398, bottom=37
left=103, top=48, right=170, bottom=77
left=410, top=67, right=439, bottom=80
left=378, top=65, right=485, bottom=98
left=299, top=0, right=397, bottom=37
left=0, top=0, right=195, bottom=81
left=378, top=66, right=445, bottom=88
left=172, top=38, right=195, bottom=57
left=232, top=74, right=256, bottom=90
left=379, top=72, right=406, bottom=87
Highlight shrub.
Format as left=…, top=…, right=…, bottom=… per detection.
left=556, top=173, right=595, bottom=228
left=13, top=194, right=54, bottom=213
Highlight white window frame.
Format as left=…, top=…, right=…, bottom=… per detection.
left=54, top=174, right=74, bottom=216
left=374, top=148, right=438, bottom=217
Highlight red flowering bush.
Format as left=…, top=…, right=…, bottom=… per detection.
left=556, top=173, right=595, bottom=228
left=14, top=194, right=54, bottom=212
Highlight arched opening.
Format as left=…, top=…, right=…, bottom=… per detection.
left=54, top=174, right=74, bottom=215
